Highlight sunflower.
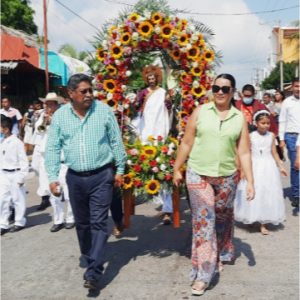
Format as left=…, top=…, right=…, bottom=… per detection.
left=110, top=44, right=123, bottom=59
left=123, top=174, right=134, bottom=189
left=103, top=79, right=117, bottom=93
left=141, top=145, right=157, bottom=159
left=191, top=66, right=202, bottom=77
left=128, top=12, right=140, bottom=22
left=137, top=21, right=153, bottom=37
left=192, top=85, right=206, bottom=98
left=170, top=49, right=180, bottom=60
left=120, top=32, right=131, bottom=45
left=105, top=98, right=117, bottom=109
left=187, top=46, right=200, bottom=60
left=161, top=24, right=173, bottom=39
left=178, top=33, right=189, bottom=46
left=108, top=25, right=117, bottom=35
left=106, top=64, right=117, bottom=76
left=96, top=48, right=106, bottom=62
left=145, top=179, right=160, bottom=195
left=203, top=49, right=215, bottom=62
left=151, top=12, right=163, bottom=24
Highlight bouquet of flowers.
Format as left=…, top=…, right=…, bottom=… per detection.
left=123, top=135, right=179, bottom=197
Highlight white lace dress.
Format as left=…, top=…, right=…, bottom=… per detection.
left=234, top=131, right=285, bottom=225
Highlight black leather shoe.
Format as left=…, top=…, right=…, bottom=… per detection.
left=65, top=222, right=75, bottom=229
left=9, top=225, right=24, bottom=233
left=36, top=196, right=51, bottom=211
left=1, top=228, right=9, bottom=235
left=83, top=280, right=97, bottom=290
left=50, top=223, right=65, bottom=232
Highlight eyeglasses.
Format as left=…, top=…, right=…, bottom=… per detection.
left=212, top=85, right=232, bottom=94
left=78, top=88, right=93, bottom=95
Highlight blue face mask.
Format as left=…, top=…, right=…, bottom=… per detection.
left=243, top=97, right=253, bottom=105
left=0, top=132, right=4, bottom=143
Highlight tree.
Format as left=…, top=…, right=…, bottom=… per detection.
left=261, top=61, right=298, bottom=90
left=1, top=0, right=37, bottom=34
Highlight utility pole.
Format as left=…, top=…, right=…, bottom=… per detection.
left=43, top=0, right=49, bottom=93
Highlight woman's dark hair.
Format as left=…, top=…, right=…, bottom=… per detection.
left=275, top=90, right=285, bottom=100
left=215, top=73, right=236, bottom=106
left=1, top=115, right=13, bottom=132
left=242, top=84, right=255, bottom=95
left=67, top=73, right=92, bottom=90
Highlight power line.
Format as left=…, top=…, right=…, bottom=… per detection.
left=103, top=1, right=299, bottom=16
left=54, top=0, right=99, bottom=31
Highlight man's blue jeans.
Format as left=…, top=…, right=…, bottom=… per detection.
left=285, top=133, right=299, bottom=199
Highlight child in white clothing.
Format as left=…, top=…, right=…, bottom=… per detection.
left=235, top=110, right=287, bottom=235
left=0, top=117, right=28, bottom=235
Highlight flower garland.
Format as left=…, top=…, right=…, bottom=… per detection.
left=124, top=135, right=180, bottom=196
left=94, top=7, right=216, bottom=134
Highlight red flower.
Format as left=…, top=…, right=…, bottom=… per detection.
left=133, top=165, right=142, bottom=172
left=169, top=160, right=175, bottom=166
left=161, top=146, right=168, bottom=154
left=157, top=135, right=163, bottom=141
left=150, top=160, right=157, bottom=167
left=139, top=155, right=146, bottom=161
left=165, top=174, right=172, bottom=181
left=134, top=179, right=142, bottom=187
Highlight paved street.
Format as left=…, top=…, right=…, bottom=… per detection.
left=1, top=167, right=299, bottom=300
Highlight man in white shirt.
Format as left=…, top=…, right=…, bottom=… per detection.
left=0, top=97, right=23, bottom=137
left=0, top=117, right=28, bottom=235
left=279, top=78, right=300, bottom=207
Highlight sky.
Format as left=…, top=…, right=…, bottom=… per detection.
left=29, top=0, right=299, bottom=89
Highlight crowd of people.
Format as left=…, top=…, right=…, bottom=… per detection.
left=0, top=71, right=299, bottom=295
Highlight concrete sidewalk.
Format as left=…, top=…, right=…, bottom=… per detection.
left=1, top=171, right=299, bottom=300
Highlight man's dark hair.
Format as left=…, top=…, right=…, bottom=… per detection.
left=292, top=77, right=299, bottom=85
left=242, top=84, right=255, bottom=95
left=67, top=74, right=92, bottom=90
left=33, top=100, right=42, bottom=105
left=1, top=97, right=10, bottom=103
left=1, top=115, right=13, bottom=132
left=263, top=92, right=272, bottom=98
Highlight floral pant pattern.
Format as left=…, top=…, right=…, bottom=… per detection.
left=186, top=168, right=239, bottom=284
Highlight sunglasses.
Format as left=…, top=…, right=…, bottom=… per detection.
left=78, top=88, right=93, bottom=95
left=212, top=85, right=232, bottom=94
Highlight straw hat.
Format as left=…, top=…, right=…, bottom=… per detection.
left=39, top=92, right=64, bottom=104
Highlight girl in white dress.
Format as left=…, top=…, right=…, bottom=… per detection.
left=235, top=110, right=287, bottom=235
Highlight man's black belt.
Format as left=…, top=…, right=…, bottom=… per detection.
left=2, top=168, right=21, bottom=172
left=68, top=163, right=113, bottom=177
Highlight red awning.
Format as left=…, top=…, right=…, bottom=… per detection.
left=1, top=32, right=39, bottom=68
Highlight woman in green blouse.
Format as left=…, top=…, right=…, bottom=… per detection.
left=173, top=73, right=255, bottom=296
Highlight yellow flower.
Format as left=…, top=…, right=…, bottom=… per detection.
left=169, top=136, right=179, bottom=146
left=203, top=49, right=215, bottom=62
left=128, top=12, right=140, bottom=22
left=192, top=85, right=206, bottom=98
left=170, top=49, right=181, bottom=60
left=147, top=135, right=155, bottom=142
left=161, top=24, right=173, bottom=39
left=120, top=32, right=131, bottom=45
left=107, top=64, right=117, bottom=76
left=103, top=79, right=117, bottom=93
left=137, top=21, right=153, bottom=37
left=187, top=46, right=200, bottom=60
left=191, top=66, right=202, bottom=77
left=105, top=99, right=117, bottom=109
left=141, top=145, right=157, bottom=159
left=96, top=48, right=106, bottom=62
left=151, top=12, right=163, bottom=24
left=123, top=174, right=134, bottom=189
left=178, top=34, right=189, bottom=46
left=145, top=179, right=160, bottom=195
left=110, top=44, right=123, bottom=59
left=108, top=25, right=117, bottom=35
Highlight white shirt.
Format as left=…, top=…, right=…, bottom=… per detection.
left=0, top=107, right=23, bottom=136
left=0, top=135, right=29, bottom=183
left=279, top=95, right=300, bottom=140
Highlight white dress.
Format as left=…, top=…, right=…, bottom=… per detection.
left=234, top=131, right=285, bottom=225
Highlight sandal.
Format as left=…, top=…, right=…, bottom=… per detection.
left=260, top=225, right=269, bottom=235
left=191, top=281, right=208, bottom=296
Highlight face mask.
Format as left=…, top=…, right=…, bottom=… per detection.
left=28, top=109, right=34, bottom=112
left=243, top=97, right=253, bottom=105
left=0, top=132, right=4, bottom=143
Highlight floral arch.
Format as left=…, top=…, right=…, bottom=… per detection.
left=93, top=0, right=217, bottom=196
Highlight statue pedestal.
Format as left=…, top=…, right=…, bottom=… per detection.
left=123, top=187, right=180, bottom=228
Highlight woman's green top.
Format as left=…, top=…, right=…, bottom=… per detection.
left=188, top=102, right=244, bottom=177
